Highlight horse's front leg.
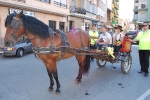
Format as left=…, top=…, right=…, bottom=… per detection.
left=47, top=69, right=54, bottom=92
left=46, top=61, right=60, bottom=94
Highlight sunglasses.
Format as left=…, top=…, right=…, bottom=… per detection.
left=143, top=25, right=148, bottom=27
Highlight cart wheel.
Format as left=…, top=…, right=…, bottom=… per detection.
left=96, top=59, right=107, bottom=68
left=121, top=54, right=132, bottom=74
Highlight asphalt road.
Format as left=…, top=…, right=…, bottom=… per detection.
left=0, top=46, right=150, bottom=100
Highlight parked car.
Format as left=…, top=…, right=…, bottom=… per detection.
left=126, top=30, right=141, bottom=44
left=0, top=39, right=33, bottom=57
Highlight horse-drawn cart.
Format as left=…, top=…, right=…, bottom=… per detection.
left=4, top=11, right=132, bottom=94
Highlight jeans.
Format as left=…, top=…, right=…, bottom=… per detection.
left=113, top=45, right=122, bottom=53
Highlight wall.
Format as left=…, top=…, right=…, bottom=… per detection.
left=35, top=12, right=67, bottom=30
left=97, top=0, right=107, bottom=22
left=68, top=16, right=83, bottom=29
left=148, top=0, right=150, bottom=21
left=138, top=0, right=148, bottom=9
left=0, top=7, right=8, bottom=44
left=138, top=10, right=148, bottom=21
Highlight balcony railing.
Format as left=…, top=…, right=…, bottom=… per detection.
left=134, top=14, right=138, bottom=21
left=11, top=0, right=25, bottom=3
left=70, top=6, right=86, bottom=15
left=134, top=6, right=138, bottom=9
left=54, top=1, right=67, bottom=8
left=37, top=0, right=51, bottom=3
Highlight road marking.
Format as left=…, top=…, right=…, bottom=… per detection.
left=137, top=89, right=150, bottom=100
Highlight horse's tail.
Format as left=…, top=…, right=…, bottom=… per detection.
left=83, top=55, right=91, bottom=74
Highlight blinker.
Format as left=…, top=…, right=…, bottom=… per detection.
left=10, top=18, right=20, bottom=29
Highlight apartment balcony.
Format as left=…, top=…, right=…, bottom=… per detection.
left=114, top=13, right=118, bottom=18
left=0, top=0, right=69, bottom=16
left=70, top=6, right=86, bottom=15
left=116, top=0, right=119, bottom=2
left=69, top=6, right=98, bottom=21
left=114, top=6, right=119, bottom=10
left=115, top=3, right=119, bottom=8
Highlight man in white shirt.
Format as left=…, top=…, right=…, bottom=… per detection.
left=96, top=25, right=112, bottom=49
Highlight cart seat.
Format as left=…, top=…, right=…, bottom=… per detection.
left=120, top=36, right=131, bottom=53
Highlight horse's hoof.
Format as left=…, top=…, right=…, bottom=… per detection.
left=75, top=79, right=79, bottom=82
left=55, top=89, right=60, bottom=95
left=76, top=80, right=81, bottom=84
left=48, top=87, right=53, bottom=92
left=48, top=88, right=53, bottom=92
left=55, top=92, right=60, bottom=95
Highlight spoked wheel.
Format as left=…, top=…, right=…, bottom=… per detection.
left=121, top=54, right=132, bottom=74
left=96, top=59, right=107, bottom=68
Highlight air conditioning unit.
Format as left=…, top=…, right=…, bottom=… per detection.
left=141, top=4, right=146, bottom=8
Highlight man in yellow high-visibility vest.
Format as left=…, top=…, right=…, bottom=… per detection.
left=129, top=22, right=150, bottom=77
left=89, top=24, right=99, bottom=61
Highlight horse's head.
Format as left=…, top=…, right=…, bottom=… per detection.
left=4, top=11, right=25, bottom=46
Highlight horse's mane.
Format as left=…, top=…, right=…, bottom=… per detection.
left=5, top=13, right=52, bottom=39
left=5, top=13, right=16, bottom=27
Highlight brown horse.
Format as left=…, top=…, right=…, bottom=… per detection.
left=4, top=11, right=91, bottom=94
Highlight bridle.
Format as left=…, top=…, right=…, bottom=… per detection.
left=6, top=17, right=24, bottom=44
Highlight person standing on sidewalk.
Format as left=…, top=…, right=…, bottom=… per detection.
left=128, top=22, right=150, bottom=77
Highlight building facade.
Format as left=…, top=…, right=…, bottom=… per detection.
left=111, top=0, right=119, bottom=26
left=97, top=0, right=107, bottom=28
left=107, top=0, right=112, bottom=25
left=0, top=0, right=69, bottom=45
left=133, top=0, right=150, bottom=29
left=69, top=0, right=108, bottom=31
left=69, top=0, right=99, bottom=31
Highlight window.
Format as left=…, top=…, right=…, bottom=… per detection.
left=54, top=0, right=67, bottom=8
left=59, top=22, right=65, bottom=32
left=97, top=7, right=105, bottom=17
left=86, top=0, right=96, bottom=14
left=70, top=0, right=76, bottom=13
left=38, top=0, right=51, bottom=3
left=49, top=20, right=56, bottom=30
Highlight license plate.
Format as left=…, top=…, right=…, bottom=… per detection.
left=0, top=51, right=3, bottom=54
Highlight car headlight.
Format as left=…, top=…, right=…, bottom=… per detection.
left=7, top=47, right=14, bottom=51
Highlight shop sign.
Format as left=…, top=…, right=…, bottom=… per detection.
left=84, top=19, right=91, bottom=23
left=9, top=8, right=34, bottom=17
